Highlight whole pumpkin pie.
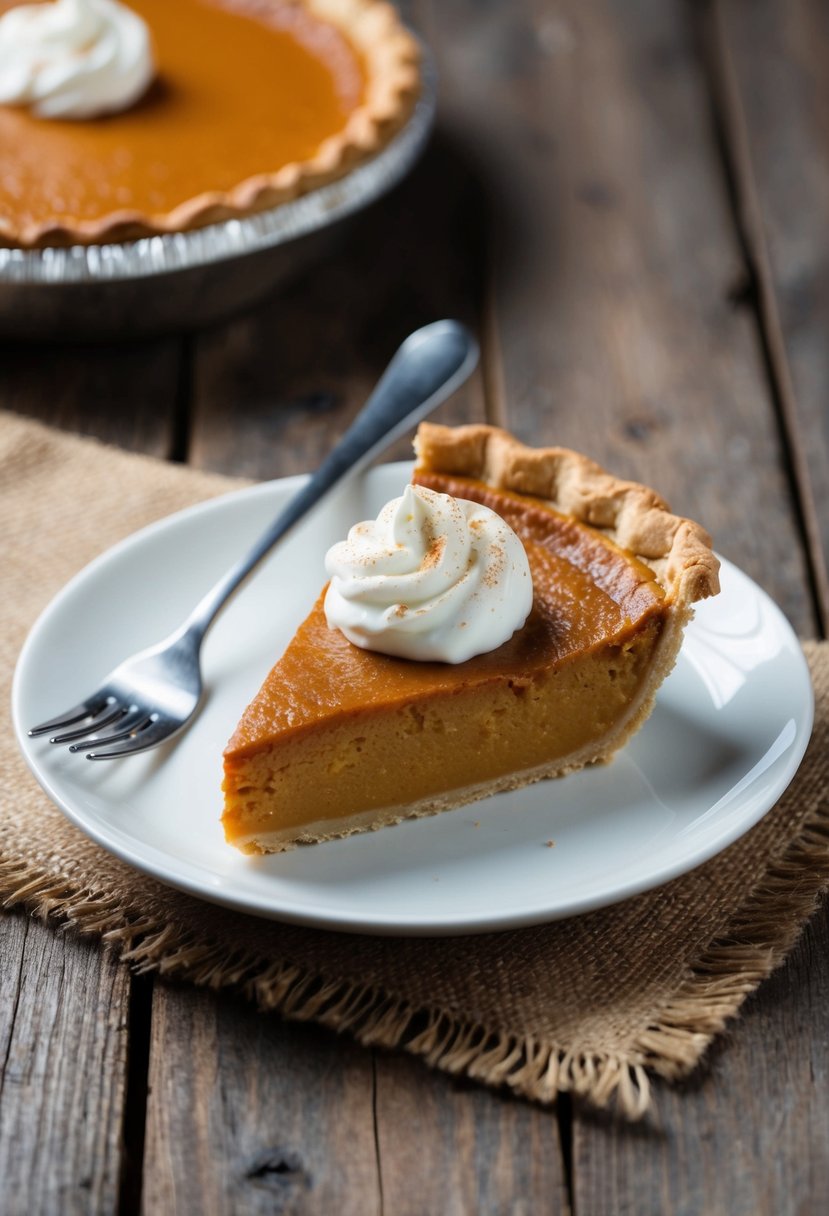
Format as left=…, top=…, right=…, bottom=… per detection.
left=222, top=424, right=720, bottom=853
left=0, top=0, right=420, bottom=246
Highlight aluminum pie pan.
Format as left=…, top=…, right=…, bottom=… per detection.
left=0, top=44, right=436, bottom=335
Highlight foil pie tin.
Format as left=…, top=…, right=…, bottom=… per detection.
left=0, top=48, right=436, bottom=339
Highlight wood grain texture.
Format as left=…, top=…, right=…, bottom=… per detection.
left=0, top=339, right=183, bottom=458
left=715, top=0, right=829, bottom=630
left=572, top=902, right=829, bottom=1216
left=433, top=0, right=815, bottom=636
left=0, top=912, right=130, bottom=1216
left=375, top=1052, right=570, bottom=1216
left=142, top=983, right=381, bottom=1216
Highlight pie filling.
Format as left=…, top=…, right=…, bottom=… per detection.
left=222, top=616, right=666, bottom=851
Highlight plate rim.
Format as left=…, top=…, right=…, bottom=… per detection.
left=12, top=467, right=815, bottom=936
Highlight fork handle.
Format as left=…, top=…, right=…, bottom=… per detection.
left=182, top=320, right=479, bottom=643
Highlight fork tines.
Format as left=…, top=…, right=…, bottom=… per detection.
left=28, top=697, right=116, bottom=741
left=29, top=697, right=146, bottom=747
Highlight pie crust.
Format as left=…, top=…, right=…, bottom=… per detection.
left=0, top=0, right=420, bottom=247
left=414, top=423, right=720, bottom=608
left=221, top=424, right=719, bottom=853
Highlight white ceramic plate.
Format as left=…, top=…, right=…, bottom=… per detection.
left=12, top=465, right=814, bottom=936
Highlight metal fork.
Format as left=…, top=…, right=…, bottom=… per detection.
left=29, top=319, right=478, bottom=760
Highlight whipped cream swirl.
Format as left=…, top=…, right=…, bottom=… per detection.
left=324, top=485, right=533, bottom=664
left=0, top=0, right=155, bottom=120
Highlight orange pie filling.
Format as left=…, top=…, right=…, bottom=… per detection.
left=222, top=468, right=685, bottom=853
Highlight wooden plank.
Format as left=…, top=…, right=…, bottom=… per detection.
left=142, top=983, right=381, bottom=1216
left=0, top=339, right=183, bottom=459
left=714, top=0, right=829, bottom=628
left=142, top=985, right=571, bottom=1216
left=375, top=1052, right=570, bottom=1216
left=572, top=904, right=829, bottom=1216
left=450, top=0, right=815, bottom=637
left=0, top=911, right=130, bottom=1216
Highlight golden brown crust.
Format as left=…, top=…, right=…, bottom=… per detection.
left=414, top=423, right=720, bottom=608
left=6, top=0, right=420, bottom=248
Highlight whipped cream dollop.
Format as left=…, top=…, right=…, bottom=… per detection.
left=324, top=485, right=533, bottom=664
left=0, top=0, right=155, bottom=120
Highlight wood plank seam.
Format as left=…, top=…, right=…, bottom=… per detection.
left=116, top=972, right=153, bottom=1216
left=557, top=1091, right=576, bottom=1215
left=371, top=1051, right=386, bottom=1216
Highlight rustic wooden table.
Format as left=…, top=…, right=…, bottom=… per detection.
left=2, top=1, right=828, bottom=1212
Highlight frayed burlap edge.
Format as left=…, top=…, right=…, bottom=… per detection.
left=3, top=784, right=829, bottom=1122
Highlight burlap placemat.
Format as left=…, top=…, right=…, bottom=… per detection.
left=2, top=410, right=827, bottom=1120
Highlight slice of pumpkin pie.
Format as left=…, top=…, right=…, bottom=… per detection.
left=222, top=423, right=719, bottom=853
